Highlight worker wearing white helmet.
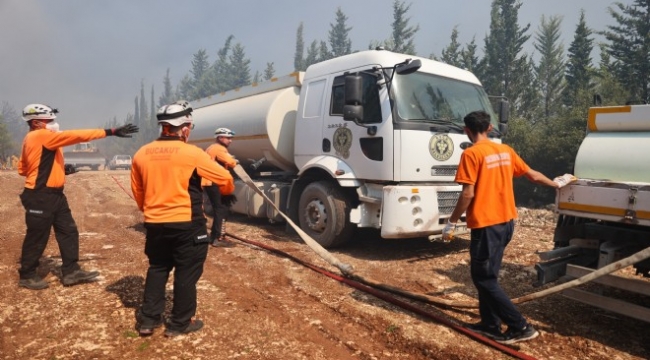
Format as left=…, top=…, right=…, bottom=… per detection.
left=131, top=100, right=234, bottom=337
left=201, top=127, right=238, bottom=247
left=17, top=103, right=139, bottom=290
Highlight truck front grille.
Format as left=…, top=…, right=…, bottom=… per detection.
left=438, top=191, right=461, bottom=214
left=431, top=165, right=458, bottom=176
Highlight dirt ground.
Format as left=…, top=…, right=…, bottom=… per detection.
left=1, top=170, right=648, bottom=360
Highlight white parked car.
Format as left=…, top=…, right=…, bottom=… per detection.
left=107, top=155, right=132, bottom=170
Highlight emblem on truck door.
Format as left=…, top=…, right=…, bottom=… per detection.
left=429, top=134, right=454, bottom=161
left=333, top=127, right=353, bottom=159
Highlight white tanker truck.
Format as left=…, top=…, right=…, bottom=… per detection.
left=189, top=49, right=508, bottom=248
left=536, top=104, right=650, bottom=322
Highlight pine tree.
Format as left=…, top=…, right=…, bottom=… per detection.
left=252, top=71, right=260, bottom=84
left=390, top=0, right=419, bottom=55
left=228, top=43, right=251, bottom=90
left=263, top=62, right=275, bottom=80
left=601, top=1, right=650, bottom=103
left=176, top=75, right=194, bottom=101
left=534, top=15, right=565, bottom=120
left=213, top=35, right=235, bottom=94
left=440, top=26, right=462, bottom=67
left=461, top=37, right=480, bottom=72
left=319, top=41, right=331, bottom=62
left=564, top=10, right=594, bottom=106
left=139, top=80, right=148, bottom=125
left=190, top=49, right=210, bottom=89
left=594, top=44, right=631, bottom=105
left=294, top=22, right=305, bottom=71
left=150, top=86, right=155, bottom=122
left=190, top=49, right=214, bottom=100
left=148, top=85, right=156, bottom=139
left=304, top=40, right=320, bottom=69
left=1, top=103, right=25, bottom=155
left=479, top=0, right=531, bottom=116
left=134, top=96, right=140, bottom=125
left=159, top=68, right=175, bottom=107
left=0, top=115, right=13, bottom=160
left=329, top=7, right=352, bottom=58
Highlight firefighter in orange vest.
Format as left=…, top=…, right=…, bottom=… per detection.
left=17, top=103, right=138, bottom=290
left=131, top=100, right=234, bottom=337
left=201, top=127, right=238, bottom=247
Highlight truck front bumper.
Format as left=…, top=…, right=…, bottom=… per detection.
left=379, top=184, right=469, bottom=239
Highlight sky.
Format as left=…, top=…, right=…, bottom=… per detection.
left=0, top=0, right=626, bottom=129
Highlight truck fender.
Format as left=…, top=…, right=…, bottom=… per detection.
left=298, top=155, right=362, bottom=187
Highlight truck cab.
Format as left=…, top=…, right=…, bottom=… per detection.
left=292, top=50, right=505, bottom=244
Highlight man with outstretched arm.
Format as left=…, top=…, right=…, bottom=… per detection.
left=18, top=103, right=138, bottom=290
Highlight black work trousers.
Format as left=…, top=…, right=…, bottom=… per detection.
left=469, top=220, right=527, bottom=331
left=203, top=184, right=229, bottom=240
left=19, top=188, right=81, bottom=279
left=140, top=223, right=209, bottom=332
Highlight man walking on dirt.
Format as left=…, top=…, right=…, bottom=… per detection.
left=17, top=103, right=138, bottom=290
left=443, top=110, right=574, bottom=344
left=131, top=100, right=234, bottom=337
left=201, top=127, right=238, bottom=247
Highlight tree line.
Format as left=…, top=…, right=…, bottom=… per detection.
left=1, top=0, right=648, bottom=205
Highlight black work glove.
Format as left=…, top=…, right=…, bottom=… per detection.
left=221, top=194, right=238, bottom=207
left=64, top=164, right=77, bottom=175
left=105, top=124, right=139, bottom=138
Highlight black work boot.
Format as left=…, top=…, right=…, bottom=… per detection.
left=62, top=269, right=100, bottom=286
left=211, top=237, right=234, bottom=248
left=19, top=276, right=49, bottom=290
left=164, top=319, right=204, bottom=337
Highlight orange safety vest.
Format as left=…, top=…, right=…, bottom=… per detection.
left=201, top=142, right=237, bottom=187
left=455, top=140, right=530, bottom=228
left=131, top=139, right=235, bottom=224
left=18, top=129, right=107, bottom=190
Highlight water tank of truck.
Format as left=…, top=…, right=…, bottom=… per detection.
left=190, top=74, right=303, bottom=172
left=574, top=105, right=650, bottom=182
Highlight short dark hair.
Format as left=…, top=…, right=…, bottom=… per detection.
left=463, top=111, right=491, bottom=134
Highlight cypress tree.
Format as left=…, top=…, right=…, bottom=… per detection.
left=564, top=10, right=594, bottom=106
left=328, top=7, right=352, bottom=58
left=390, top=0, right=419, bottom=55
left=294, top=22, right=305, bottom=71
left=534, top=15, right=565, bottom=120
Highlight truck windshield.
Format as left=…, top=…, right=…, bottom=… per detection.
left=392, top=72, right=498, bottom=130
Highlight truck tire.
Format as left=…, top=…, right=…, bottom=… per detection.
left=298, top=181, right=355, bottom=248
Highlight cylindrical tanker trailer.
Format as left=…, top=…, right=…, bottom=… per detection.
left=536, top=104, right=650, bottom=322
left=189, top=49, right=508, bottom=248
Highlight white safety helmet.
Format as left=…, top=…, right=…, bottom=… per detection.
left=156, top=100, right=193, bottom=126
left=22, top=104, right=58, bottom=121
left=214, top=127, right=235, bottom=138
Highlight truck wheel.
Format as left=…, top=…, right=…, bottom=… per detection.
left=298, top=181, right=354, bottom=248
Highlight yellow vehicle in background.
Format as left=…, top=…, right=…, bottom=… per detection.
left=63, top=142, right=106, bottom=171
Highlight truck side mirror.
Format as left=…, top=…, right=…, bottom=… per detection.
left=499, top=123, right=508, bottom=136
left=395, top=59, right=421, bottom=75
left=343, top=104, right=364, bottom=122
left=344, top=75, right=363, bottom=105
left=343, top=74, right=364, bottom=122
left=498, top=99, right=510, bottom=124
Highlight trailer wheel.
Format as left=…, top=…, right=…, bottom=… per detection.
left=298, top=181, right=354, bottom=248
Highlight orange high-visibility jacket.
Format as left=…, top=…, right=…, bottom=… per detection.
left=18, top=129, right=107, bottom=190
left=131, top=139, right=235, bottom=224
left=201, top=142, right=237, bottom=187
